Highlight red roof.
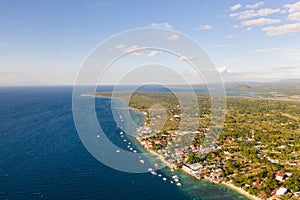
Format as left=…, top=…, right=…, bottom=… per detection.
left=276, top=173, right=285, bottom=177
left=154, top=140, right=161, bottom=144
left=271, top=190, right=277, bottom=196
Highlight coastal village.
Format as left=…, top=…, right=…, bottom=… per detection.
left=137, top=124, right=300, bottom=199
left=95, top=91, right=300, bottom=200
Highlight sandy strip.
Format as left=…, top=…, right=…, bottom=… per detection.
left=221, top=182, right=261, bottom=200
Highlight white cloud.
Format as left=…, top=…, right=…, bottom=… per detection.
left=123, top=45, right=139, bottom=52
left=177, top=53, right=197, bottom=61
left=287, top=12, right=300, bottom=21
left=230, top=13, right=240, bottom=18
left=115, top=44, right=125, bottom=49
left=230, top=8, right=280, bottom=20
left=225, top=34, right=235, bottom=39
left=246, top=1, right=264, bottom=9
left=207, top=44, right=231, bottom=48
left=257, top=8, right=281, bottom=16
left=255, top=48, right=300, bottom=59
left=284, top=1, right=300, bottom=13
left=199, top=24, right=212, bottom=30
left=241, top=18, right=281, bottom=26
left=130, top=52, right=144, bottom=56
left=167, top=34, right=180, bottom=41
left=255, top=48, right=300, bottom=55
left=115, top=44, right=147, bottom=56
left=229, top=1, right=300, bottom=36
left=230, top=4, right=242, bottom=11
left=272, top=65, right=300, bottom=70
left=262, top=23, right=300, bottom=36
left=217, top=66, right=232, bottom=73
left=150, top=22, right=172, bottom=29
left=115, top=45, right=163, bottom=57
left=148, top=50, right=161, bottom=57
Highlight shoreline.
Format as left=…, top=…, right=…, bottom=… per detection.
left=136, top=134, right=260, bottom=200
left=221, top=182, right=261, bottom=200
left=136, top=136, right=174, bottom=169
left=84, top=93, right=261, bottom=200
left=132, top=104, right=259, bottom=200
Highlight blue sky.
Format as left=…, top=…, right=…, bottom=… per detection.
left=1, top=0, right=300, bottom=85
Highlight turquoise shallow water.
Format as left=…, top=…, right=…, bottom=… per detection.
left=0, top=86, right=248, bottom=200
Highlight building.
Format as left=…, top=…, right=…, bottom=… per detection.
left=275, top=187, right=288, bottom=196
left=275, top=173, right=286, bottom=182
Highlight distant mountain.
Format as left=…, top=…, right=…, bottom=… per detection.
left=224, top=79, right=300, bottom=95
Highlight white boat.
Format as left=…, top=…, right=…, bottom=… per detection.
left=162, top=177, right=167, bottom=181
left=176, top=183, right=182, bottom=187
left=158, top=174, right=162, bottom=177
left=116, top=150, right=120, bottom=153
left=147, top=168, right=153, bottom=172
left=172, top=175, right=179, bottom=179
left=133, top=150, right=137, bottom=153
left=139, top=159, right=144, bottom=164
left=170, top=181, right=174, bottom=184
left=151, top=171, right=157, bottom=176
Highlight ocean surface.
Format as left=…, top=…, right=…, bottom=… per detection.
left=0, top=86, right=248, bottom=200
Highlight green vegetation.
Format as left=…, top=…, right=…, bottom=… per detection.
left=91, top=91, right=300, bottom=199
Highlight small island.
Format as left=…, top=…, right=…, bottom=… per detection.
left=88, top=88, right=300, bottom=200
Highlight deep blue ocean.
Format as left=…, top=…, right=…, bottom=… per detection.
left=0, top=86, right=248, bottom=200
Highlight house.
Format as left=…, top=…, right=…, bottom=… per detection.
left=287, top=161, right=297, bottom=166
left=225, top=136, right=232, bottom=141
left=145, top=143, right=153, bottom=149
left=271, top=190, right=277, bottom=196
left=198, top=127, right=204, bottom=131
left=225, top=156, right=231, bottom=160
left=215, top=169, right=223, bottom=177
left=276, top=187, right=288, bottom=196
left=172, top=162, right=183, bottom=169
left=189, top=163, right=201, bottom=171
left=275, top=173, right=286, bottom=182
left=190, top=144, right=196, bottom=150
left=278, top=145, right=286, bottom=149
left=154, top=139, right=161, bottom=144
left=253, top=178, right=262, bottom=186
left=214, top=178, right=222, bottom=183
left=286, top=172, right=292, bottom=177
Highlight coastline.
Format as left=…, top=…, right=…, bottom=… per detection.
left=136, top=133, right=260, bottom=200
left=85, top=93, right=260, bottom=200
left=221, top=182, right=261, bottom=200
left=136, top=136, right=174, bottom=169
